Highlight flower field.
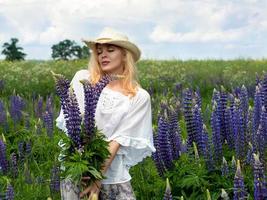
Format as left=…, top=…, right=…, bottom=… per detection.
left=0, top=59, right=267, bottom=199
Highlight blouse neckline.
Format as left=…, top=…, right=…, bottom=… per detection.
left=103, top=87, right=131, bottom=98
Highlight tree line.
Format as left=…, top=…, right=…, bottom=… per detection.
left=1, top=38, right=90, bottom=61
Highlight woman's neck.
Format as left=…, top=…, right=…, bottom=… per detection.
left=107, top=80, right=123, bottom=90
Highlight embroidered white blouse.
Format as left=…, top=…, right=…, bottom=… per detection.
left=55, top=69, right=156, bottom=184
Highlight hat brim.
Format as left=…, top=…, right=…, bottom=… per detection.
left=82, top=38, right=141, bottom=62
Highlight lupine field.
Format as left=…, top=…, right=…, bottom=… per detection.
left=0, top=59, right=267, bottom=200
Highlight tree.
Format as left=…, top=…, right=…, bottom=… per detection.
left=1, top=38, right=27, bottom=61
left=51, top=39, right=90, bottom=60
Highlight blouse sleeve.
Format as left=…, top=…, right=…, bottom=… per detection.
left=107, top=88, right=156, bottom=167
left=55, top=69, right=89, bottom=134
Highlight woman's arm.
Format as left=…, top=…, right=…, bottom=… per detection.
left=101, top=140, right=121, bottom=174
left=79, top=140, right=121, bottom=198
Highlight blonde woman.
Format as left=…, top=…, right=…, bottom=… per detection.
left=56, top=27, right=156, bottom=200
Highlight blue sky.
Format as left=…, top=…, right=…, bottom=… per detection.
left=0, top=0, right=267, bottom=60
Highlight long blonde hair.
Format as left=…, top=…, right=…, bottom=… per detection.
left=88, top=45, right=140, bottom=97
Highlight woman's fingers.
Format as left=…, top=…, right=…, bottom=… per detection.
left=81, top=176, right=91, bottom=180
left=80, top=186, right=91, bottom=198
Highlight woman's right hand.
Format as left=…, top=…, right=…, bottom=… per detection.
left=80, top=180, right=101, bottom=200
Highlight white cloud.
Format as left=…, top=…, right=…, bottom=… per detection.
left=150, top=25, right=244, bottom=43
left=0, top=0, right=267, bottom=59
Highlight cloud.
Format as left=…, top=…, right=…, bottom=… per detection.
left=150, top=25, right=244, bottom=43
left=0, top=0, right=267, bottom=59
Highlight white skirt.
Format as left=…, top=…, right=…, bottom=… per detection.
left=60, top=179, right=80, bottom=200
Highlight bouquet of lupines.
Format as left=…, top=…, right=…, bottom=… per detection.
left=52, top=71, right=118, bottom=186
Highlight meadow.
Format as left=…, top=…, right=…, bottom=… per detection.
left=0, top=59, right=267, bottom=199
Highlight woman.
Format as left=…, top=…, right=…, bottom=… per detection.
left=56, top=27, right=156, bottom=200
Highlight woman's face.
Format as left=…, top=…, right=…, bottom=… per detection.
left=96, top=43, right=125, bottom=74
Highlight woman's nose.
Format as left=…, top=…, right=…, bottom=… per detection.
left=101, top=50, right=108, bottom=58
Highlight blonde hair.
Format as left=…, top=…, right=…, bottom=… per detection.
left=88, top=45, right=140, bottom=97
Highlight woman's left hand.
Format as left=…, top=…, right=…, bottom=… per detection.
left=79, top=180, right=101, bottom=200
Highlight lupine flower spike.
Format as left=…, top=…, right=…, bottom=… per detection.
left=253, top=153, right=267, bottom=199
left=163, top=178, right=173, bottom=200
left=233, top=160, right=247, bottom=200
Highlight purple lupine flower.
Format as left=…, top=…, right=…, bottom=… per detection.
left=163, top=178, right=173, bottom=200
left=53, top=72, right=71, bottom=119
left=6, top=184, right=15, bottom=200
left=64, top=88, right=82, bottom=149
left=258, top=106, right=267, bottom=151
left=246, top=142, right=255, bottom=165
left=35, top=96, right=43, bottom=119
left=167, top=108, right=182, bottom=160
left=81, top=80, right=96, bottom=141
left=212, top=88, right=220, bottom=107
left=157, top=115, right=173, bottom=170
left=252, top=86, right=262, bottom=138
left=218, top=86, right=228, bottom=144
left=211, top=102, right=222, bottom=163
left=152, top=133, right=166, bottom=177
left=224, top=107, right=235, bottom=149
left=240, top=85, right=249, bottom=118
left=233, top=99, right=246, bottom=160
left=81, top=75, right=111, bottom=141
left=0, top=100, right=7, bottom=127
left=221, top=157, right=229, bottom=177
left=202, top=125, right=214, bottom=171
left=18, top=141, right=25, bottom=162
left=50, top=165, right=60, bottom=192
left=233, top=160, right=247, bottom=200
left=94, top=75, right=111, bottom=101
left=0, top=139, right=8, bottom=174
left=45, top=96, right=54, bottom=117
left=193, top=105, right=207, bottom=157
left=43, top=96, right=54, bottom=137
left=43, top=111, right=53, bottom=138
left=195, top=88, right=202, bottom=108
left=240, top=85, right=250, bottom=148
left=25, top=141, right=31, bottom=156
left=9, top=94, right=25, bottom=124
left=10, top=153, right=18, bottom=178
left=234, top=87, right=241, bottom=98
left=180, top=139, right=187, bottom=154
left=261, top=72, right=267, bottom=109
left=254, top=124, right=265, bottom=162
left=183, top=88, right=196, bottom=147
left=253, top=153, right=267, bottom=199
left=246, top=106, right=253, bottom=146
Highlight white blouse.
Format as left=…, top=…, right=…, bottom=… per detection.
left=56, top=69, right=156, bottom=184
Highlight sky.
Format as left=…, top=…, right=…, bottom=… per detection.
left=0, top=0, right=267, bottom=60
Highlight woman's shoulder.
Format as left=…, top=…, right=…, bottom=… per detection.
left=132, top=87, right=151, bottom=104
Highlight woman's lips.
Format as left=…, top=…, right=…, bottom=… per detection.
left=101, top=61, right=110, bottom=66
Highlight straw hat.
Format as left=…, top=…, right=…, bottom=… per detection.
left=82, top=27, right=141, bottom=62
